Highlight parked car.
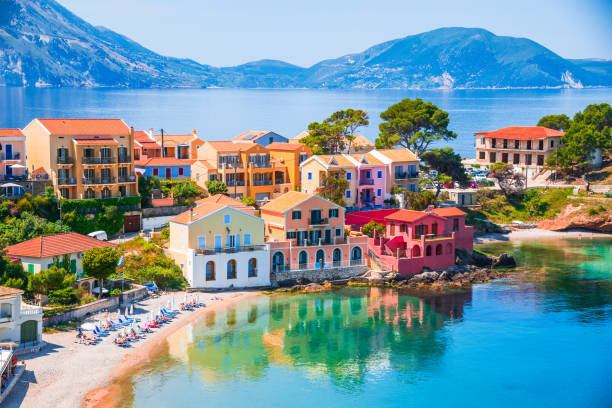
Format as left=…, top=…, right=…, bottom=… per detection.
left=470, top=182, right=479, bottom=188
left=88, top=230, right=108, bottom=241
left=142, top=282, right=159, bottom=293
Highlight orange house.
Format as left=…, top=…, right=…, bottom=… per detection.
left=266, top=142, right=311, bottom=191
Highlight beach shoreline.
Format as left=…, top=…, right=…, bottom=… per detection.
left=475, top=228, right=611, bottom=244
left=6, top=290, right=260, bottom=408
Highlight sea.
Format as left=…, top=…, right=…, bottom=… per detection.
left=1, top=87, right=611, bottom=157
left=113, top=238, right=612, bottom=408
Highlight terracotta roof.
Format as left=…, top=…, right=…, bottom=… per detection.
left=233, top=130, right=268, bottom=141
left=35, top=119, right=130, bottom=135
left=138, top=141, right=162, bottom=147
left=136, top=157, right=194, bottom=166
left=4, top=232, right=114, bottom=259
left=431, top=207, right=467, bottom=217
left=349, top=152, right=384, bottom=166
left=170, top=202, right=226, bottom=224
left=32, top=167, right=48, bottom=176
left=350, top=134, right=373, bottom=148
left=206, top=141, right=255, bottom=152
left=375, top=149, right=419, bottom=162
left=315, top=155, right=355, bottom=168
left=475, top=126, right=564, bottom=140
left=73, top=138, right=118, bottom=145
left=193, top=160, right=216, bottom=170
left=0, top=286, right=23, bottom=299
left=195, top=194, right=252, bottom=210
left=384, top=210, right=429, bottom=223
left=266, top=142, right=307, bottom=151
left=153, top=133, right=199, bottom=147
left=261, top=191, right=321, bottom=213
left=0, top=129, right=24, bottom=137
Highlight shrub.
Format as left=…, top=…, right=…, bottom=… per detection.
left=110, top=288, right=123, bottom=296
left=48, top=287, right=79, bottom=305
left=128, top=265, right=185, bottom=290
left=362, top=221, right=385, bottom=238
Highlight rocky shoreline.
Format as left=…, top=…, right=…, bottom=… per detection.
left=276, top=249, right=517, bottom=294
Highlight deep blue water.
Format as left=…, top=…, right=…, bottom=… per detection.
left=115, top=238, right=612, bottom=408
left=1, top=87, right=611, bottom=157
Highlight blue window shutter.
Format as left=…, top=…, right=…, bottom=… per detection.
left=308, top=172, right=312, bottom=180
left=346, top=172, right=351, bottom=180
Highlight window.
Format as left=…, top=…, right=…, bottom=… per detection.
left=28, top=264, right=34, bottom=274
left=308, top=172, right=312, bottom=180
left=287, top=231, right=297, bottom=239
left=244, top=233, right=251, bottom=245
left=227, top=260, right=237, bottom=279
left=409, top=184, right=416, bottom=192
left=206, top=261, right=215, bottom=281
left=181, top=236, right=185, bottom=248
left=479, top=151, right=485, bottom=160
left=335, top=227, right=341, bottom=236
left=453, top=218, right=459, bottom=232
left=526, top=154, right=532, bottom=165
left=377, top=189, right=382, bottom=197
left=226, top=234, right=236, bottom=247
left=515, top=140, right=520, bottom=149
left=526, top=140, right=532, bottom=150
left=426, top=246, right=432, bottom=256
left=366, top=171, right=371, bottom=178
left=550, top=140, right=554, bottom=148
left=481, top=138, right=485, bottom=145
left=153, top=168, right=159, bottom=176
left=224, top=214, right=231, bottom=224
left=329, top=208, right=339, bottom=218
left=210, top=174, right=217, bottom=181
left=292, top=210, right=302, bottom=220
left=178, top=167, right=184, bottom=175
left=346, top=172, right=352, bottom=180
left=377, top=170, right=382, bottom=178
left=436, top=244, right=443, bottom=255
left=197, top=236, right=206, bottom=249
left=101, top=187, right=111, bottom=199
left=85, top=188, right=95, bottom=199
left=345, top=190, right=351, bottom=198
left=248, top=258, right=257, bottom=277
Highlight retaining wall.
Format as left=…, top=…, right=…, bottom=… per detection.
left=143, top=205, right=190, bottom=217
left=274, top=265, right=368, bottom=286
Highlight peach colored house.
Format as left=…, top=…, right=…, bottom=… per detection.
left=300, top=154, right=358, bottom=206
left=154, top=130, right=205, bottom=159
left=358, top=207, right=473, bottom=275
left=370, top=149, right=420, bottom=194
left=133, top=130, right=162, bottom=161
left=260, top=191, right=367, bottom=273
left=0, top=129, right=26, bottom=185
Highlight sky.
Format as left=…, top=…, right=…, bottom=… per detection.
left=57, top=0, right=612, bottom=67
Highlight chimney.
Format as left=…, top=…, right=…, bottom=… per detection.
left=192, top=129, right=197, bottom=136
left=190, top=207, right=194, bottom=222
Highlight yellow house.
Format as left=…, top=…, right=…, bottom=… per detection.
left=22, top=119, right=138, bottom=200
left=168, top=202, right=270, bottom=289
left=299, top=154, right=358, bottom=206
left=266, top=142, right=311, bottom=191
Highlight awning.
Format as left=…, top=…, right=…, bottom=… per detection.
left=10, top=164, right=25, bottom=169
left=0, top=183, right=23, bottom=188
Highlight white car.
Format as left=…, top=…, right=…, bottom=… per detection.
left=88, top=230, right=108, bottom=241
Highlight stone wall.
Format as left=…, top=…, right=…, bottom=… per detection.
left=43, top=285, right=148, bottom=326
left=143, top=205, right=190, bottom=217
left=274, top=265, right=368, bottom=286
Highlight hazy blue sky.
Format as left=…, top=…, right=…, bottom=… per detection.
left=58, top=0, right=612, bottom=67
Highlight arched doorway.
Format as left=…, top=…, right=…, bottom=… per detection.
left=248, top=258, right=257, bottom=277
left=85, top=188, right=95, bottom=199
left=227, top=260, right=237, bottom=279
left=101, top=187, right=111, bottom=199
left=351, top=247, right=362, bottom=264
left=426, top=245, right=432, bottom=256
left=298, top=251, right=308, bottom=269
left=436, top=244, right=443, bottom=255
left=20, top=320, right=38, bottom=344
left=315, top=249, right=325, bottom=268
left=206, top=261, right=215, bottom=281
left=272, top=251, right=285, bottom=272
left=412, top=245, right=421, bottom=257
left=332, top=248, right=342, bottom=266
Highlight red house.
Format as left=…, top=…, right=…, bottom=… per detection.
left=360, top=207, right=473, bottom=275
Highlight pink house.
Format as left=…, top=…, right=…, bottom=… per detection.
left=261, top=191, right=368, bottom=273
left=349, top=153, right=387, bottom=208
left=0, top=129, right=26, bottom=184
left=358, top=207, right=473, bottom=275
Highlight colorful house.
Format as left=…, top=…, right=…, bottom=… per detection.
left=260, top=191, right=368, bottom=274
left=168, top=202, right=270, bottom=289
left=0, top=287, right=43, bottom=347
left=135, top=157, right=193, bottom=180
left=266, top=142, right=311, bottom=191
left=133, top=130, right=162, bottom=161
left=361, top=207, right=473, bottom=275
left=233, top=130, right=288, bottom=146
left=153, top=130, right=204, bottom=159
left=0, top=129, right=26, bottom=182
left=194, top=193, right=256, bottom=215
left=299, top=154, right=358, bottom=206
left=370, top=149, right=420, bottom=194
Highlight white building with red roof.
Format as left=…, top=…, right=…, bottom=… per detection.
left=4, top=232, right=114, bottom=276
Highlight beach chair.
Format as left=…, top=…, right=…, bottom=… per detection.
left=93, top=327, right=109, bottom=336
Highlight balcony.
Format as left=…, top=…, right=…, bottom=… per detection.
left=56, top=156, right=74, bottom=165
left=57, top=177, right=76, bottom=185
left=308, top=217, right=329, bottom=226
left=117, top=155, right=131, bottom=164
left=118, top=175, right=137, bottom=183
left=359, top=179, right=374, bottom=185
left=196, top=244, right=267, bottom=255
left=83, top=157, right=116, bottom=165
left=249, top=161, right=272, bottom=168
left=218, top=162, right=243, bottom=170
left=394, top=172, right=418, bottom=179
left=21, top=304, right=43, bottom=316
left=226, top=180, right=246, bottom=187
left=0, top=152, right=21, bottom=161
left=253, top=179, right=273, bottom=186
left=420, top=233, right=454, bottom=242
left=83, top=177, right=116, bottom=185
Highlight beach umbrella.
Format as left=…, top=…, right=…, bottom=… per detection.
left=196, top=294, right=199, bottom=304
left=80, top=322, right=96, bottom=331
left=130, top=304, right=134, bottom=315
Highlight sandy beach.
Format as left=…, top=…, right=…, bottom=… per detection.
left=475, top=228, right=611, bottom=243
left=5, top=290, right=259, bottom=408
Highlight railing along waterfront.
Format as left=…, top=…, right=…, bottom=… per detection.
left=277, top=259, right=365, bottom=273
left=196, top=244, right=267, bottom=255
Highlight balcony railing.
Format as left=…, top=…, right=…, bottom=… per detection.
left=196, top=244, right=267, bottom=255
left=83, top=157, right=116, bottom=164
left=57, top=178, right=76, bottom=185
left=253, top=179, right=273, bottom=186
left=359, top=179, right=374, bottom=185
left=83, top=176, right=116, bottom=185
left=275, top=259, right=365, bottom=273
left=117, top=155, right=131, bottom=163
left=226, top=180, right=246, bottom=187
left=118, top=175, right=137, bottom=183
left=219, top=162, right=243, bottom=170
left=21, top=304, right=43, bottom=316
left=57, top=156, right=74, bottom=164
left=0, top=152, right=21, bottom=161
left=420, top=233, right=454, bottom=241
left=308, top=217, right=328, bottom=225
left=394, top=172, right=418, bottom=179
left=249, top=161, right=271, bottom=168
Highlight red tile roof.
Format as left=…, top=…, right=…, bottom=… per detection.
left=475, top=126, right=564, bottom=140
left=233, top=130, right=268, bottom=141
left=0, top=129, right=24, bottom=137
left=431, top=207, right=467, bottom=217
left=36, top=119, right=130, bottom=136
left=135, top=157, right=194, bottom=166
left=170, top=202, right=226, bottom=224
left=195, top=194, right=256, bottom=214
left=4, top=232, right=114, bottom=259
left=385, top=210, right=430, bottom=223
left=206, top=141, right=256, bottom=152
left=73, top=138, right=118, bottom=145
left=266, top=142, right=307, bottom=151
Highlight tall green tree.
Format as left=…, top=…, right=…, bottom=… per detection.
left=326, top=109, right=369, bottom=153
left=490, top=162, right=525, bottom=196
left=0, top=256, right=28, bottom=290
left=82, top=247, right=120, bottom=298
left=421, top=147, right=469, bottom=186
left=205, top=180, right=228, bottom=196
left=0, top=212, right=68, bottom=248
left=537, top=114, right=572, bottom=131
left=302, top=108, right=370, bottom=154
left=316, top=171, right=349, bottom=207
left=138, top=176, right=161, bottom=206
left=405, top=191, right=437, bottom=211
left=375, top=98, right=457, bottom=156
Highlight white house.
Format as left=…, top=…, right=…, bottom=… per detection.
left=4, top=232, right=114, bottom=276
left=0, top=287, right=43, bottom=347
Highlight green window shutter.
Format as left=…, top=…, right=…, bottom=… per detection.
left=71, top=259, right=77, bottom=274
left=28, top=264, right=34, bottom=274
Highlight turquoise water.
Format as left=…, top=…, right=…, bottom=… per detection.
left=117, top=238, right=612, bottom=408
left=1, top=87, right=611, bottom=157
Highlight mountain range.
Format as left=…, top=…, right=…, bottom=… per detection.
left=1, top=0, right=611, bottom=89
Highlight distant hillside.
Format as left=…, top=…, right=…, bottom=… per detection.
left=1, top=0, right=610, bottom=89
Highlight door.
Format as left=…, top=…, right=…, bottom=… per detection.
left=311, top=209, right=321, bottom=224
left=5, top=164, right=12, bottom=177
left=324, top=229, right=331, bottom=244
left=272, top=252, right=285, bottom=272
left=5, top=144, right=12, bottom=160
left=315, top=249, right=325, bottom=268
left=165, top=168, right=171, bottom=179
left=20, top=320, right=38, bottom=344
left=333, top=248, right=341, bottom=266
left=214, top=235, right=222, bottom=250
left=124, top=215, right=141, bottom=232
left=299, top=251, right=308, bottom=267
